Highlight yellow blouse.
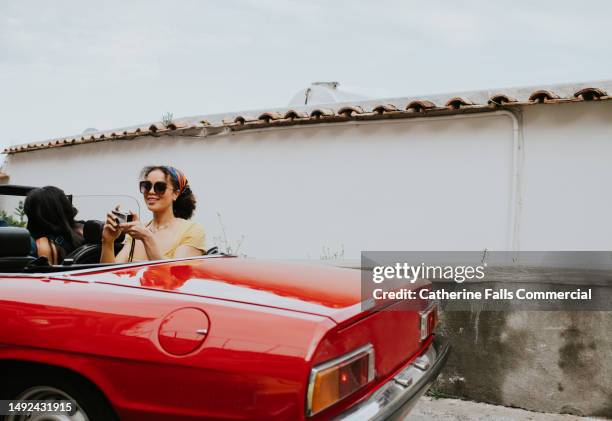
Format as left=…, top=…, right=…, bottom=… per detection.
left=125, top=219, right=206, bottom=259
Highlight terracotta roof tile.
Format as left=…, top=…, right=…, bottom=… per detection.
left=488, top=94, right=518, bottom=106
left=372, top=104, right=399, bottom=114
left=445, top=97, right=475, bottom=109
left=405, top=100, right=436, bottom=112
left=233, top=115, right=258, bottom=125
left=310, top=108, right=335, bottom=118
left=574, top=87, right=608, bottom=101
left=337, top=106, right=364, bottom=117
left=257, top=112, right=283, bottom=122
left=149, top=123, right=166, bottom=132
left=167, top=121, right=188, bottom=130
left=284, top=110, right=308, bottom=119
left=528, top=90, right=560, bottom=103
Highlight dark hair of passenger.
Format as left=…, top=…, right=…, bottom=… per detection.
left=24, top=186, right=83, bottom=258
left=140, top=166, right=197, bottom=219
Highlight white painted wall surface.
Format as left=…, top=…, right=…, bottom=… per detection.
left=2, top=114, right=515, bottom=258
left=519, top=101, right=612, bottom=250
left=3, top=101, right=610, bottom=258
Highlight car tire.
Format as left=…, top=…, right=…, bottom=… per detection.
left=0, top=368, right=118, bottom=421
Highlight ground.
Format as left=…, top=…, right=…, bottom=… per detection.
left=411, top=397, right=606, bottom=421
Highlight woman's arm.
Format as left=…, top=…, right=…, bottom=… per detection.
left=101, top=239, right=131, bottom=263
left=173, top=222, right=205, bottom=258
left=140, top=234, right=164, bottom=261
left=35, top=237, right=57, bottom=264
left=174, top=245, right=204, bottom=258
left=100, top=240, right=116, bottom=263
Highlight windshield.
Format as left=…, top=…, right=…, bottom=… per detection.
left=71, top=194, right=141, bottom=223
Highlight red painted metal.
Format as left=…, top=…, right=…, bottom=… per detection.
left=0, top=257, right=432, bottom=420
left=158, top=307, right=210, bottom=356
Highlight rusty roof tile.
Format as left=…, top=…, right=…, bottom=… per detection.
left=284, top=110, right=309, bottom=119
left=337, top=105, right=364, bottom=117
left=372, top=104, right=399, bottom=114
left=406, top=100, right=436, bottom=112
left=528, top=90, right=561, bottom=103
left=488, top=94, right=518, bottom=106
left=445, top=97, right=475, bottom=110
left=310, top=108, right=335, bottom=118
left=574, top=87, right=608, bottom=101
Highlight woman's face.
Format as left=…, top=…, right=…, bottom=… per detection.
left=142, top=169, right=179, bottom=213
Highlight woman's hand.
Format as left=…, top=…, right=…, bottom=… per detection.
left=102, top=205, right=122, bottom=243
left=119, top=212, right=164, bottom=261
left=118, top=212, right=152, bottom=242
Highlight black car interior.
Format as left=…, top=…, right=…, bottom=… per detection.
left=0, top=226, right=37, bottom=272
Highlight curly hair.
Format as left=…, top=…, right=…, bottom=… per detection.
left=140, top=166, right=197, bottom=219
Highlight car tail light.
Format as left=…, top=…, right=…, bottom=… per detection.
left=306, top=344, right=375, bottom=416
left=420, top=304, right=438, bottom=341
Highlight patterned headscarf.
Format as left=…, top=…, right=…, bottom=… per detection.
left=164, top=166, right=189, bottom=195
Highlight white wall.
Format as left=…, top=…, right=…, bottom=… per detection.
left=519, top=101, right=612, bottom=250
left=2, top=113, right=514, bottom=258
left=4, top=101, right=610, bottom=258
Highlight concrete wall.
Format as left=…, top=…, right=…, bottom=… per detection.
left=437, top=309, right=612, bottom=417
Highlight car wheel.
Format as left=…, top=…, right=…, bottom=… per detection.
left=1, top=375, right=117, bottom=421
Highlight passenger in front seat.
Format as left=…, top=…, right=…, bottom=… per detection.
left=23, top=186, right=84, bottom=264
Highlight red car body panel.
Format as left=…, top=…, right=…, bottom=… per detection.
left=0, top=256, right=432, bottom=420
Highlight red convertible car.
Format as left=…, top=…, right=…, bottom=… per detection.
left=0, top=188, right=449, bottom=421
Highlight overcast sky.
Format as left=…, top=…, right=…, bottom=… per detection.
left=1, top=0, right=611, bottom=155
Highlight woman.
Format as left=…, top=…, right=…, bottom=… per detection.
left=101, top=166, right=205, bottom=263
left=24, top=186, right=84, bottom=264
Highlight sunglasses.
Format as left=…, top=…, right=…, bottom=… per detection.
left=139, top=181, right=168, bottom=195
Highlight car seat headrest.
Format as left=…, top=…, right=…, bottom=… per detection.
left=83, top=220, right=125, bottom=244
left=0, top=227, right=32, bottom=257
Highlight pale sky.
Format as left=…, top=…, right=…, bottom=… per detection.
left=1, top=0, right=611, bottom=155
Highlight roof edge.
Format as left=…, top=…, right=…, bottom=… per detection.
left=5, top=80, right=612, bottom=155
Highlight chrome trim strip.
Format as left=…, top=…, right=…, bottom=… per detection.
left=335, top=337, right=450, bottom=421
left=306, top=343, right=375, bottom=417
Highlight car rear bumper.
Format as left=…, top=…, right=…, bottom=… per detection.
left=336, top=336, right=450, bottom=421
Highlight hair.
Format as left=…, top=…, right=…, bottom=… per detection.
left=24, top=186, right=84, bottom=259
left=140, top=165, right=197, bottom=219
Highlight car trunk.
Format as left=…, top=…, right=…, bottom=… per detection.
left=71, top=256, right=432, bottom=373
